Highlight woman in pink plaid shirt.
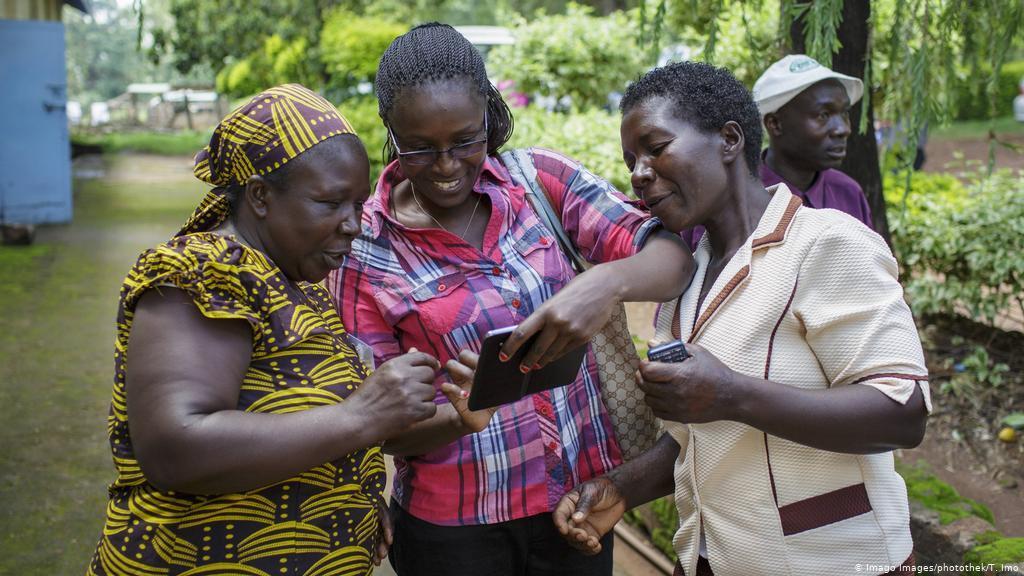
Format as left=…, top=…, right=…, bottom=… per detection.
left=327, top=23, right=693, bottom=576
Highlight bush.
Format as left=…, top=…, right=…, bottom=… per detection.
left=338, top=96, right=388, bottom=181
left=320, top=11, right=407, bottom=99
left=886, top=169, right=1024, bottom=325
left=216, top=35, right=320, bottom=98
left=507, top=105, right=630, bottom=193
left=489, top=5, right=645, bottom=111
left=952, top=60, right=1024, bottom=121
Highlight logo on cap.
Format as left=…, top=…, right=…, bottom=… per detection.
left=789, top=56, right=820, bottom=73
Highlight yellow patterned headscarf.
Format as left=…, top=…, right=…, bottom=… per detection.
left=180, top=84, right=357, bottom=235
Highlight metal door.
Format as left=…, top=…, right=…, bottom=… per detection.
left=0, top=19, right=72, bottom=225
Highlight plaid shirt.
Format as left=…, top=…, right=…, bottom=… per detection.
left=327, top=148, right=660, bottom=526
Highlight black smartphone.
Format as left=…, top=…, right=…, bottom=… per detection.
left=647, top=340, right=690, bottom=363
left=468, top=325, right=588, bottom=411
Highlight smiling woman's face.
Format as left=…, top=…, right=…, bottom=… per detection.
left=386, top=80, right=488, bottom=213
left=620, top=96, right=729, bottom=233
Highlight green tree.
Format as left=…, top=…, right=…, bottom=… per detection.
left=66, top=0, right=214, bottom=105
left=642, top=0, right=1024, bottom=244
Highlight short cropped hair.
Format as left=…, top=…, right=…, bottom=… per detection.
left=621, top=61, right=762, bottom=177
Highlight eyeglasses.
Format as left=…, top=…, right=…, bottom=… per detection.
left=388, top=116, right=488, bottom=166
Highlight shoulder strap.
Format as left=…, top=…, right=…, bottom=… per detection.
left=499, top=149, right=587, bottom=273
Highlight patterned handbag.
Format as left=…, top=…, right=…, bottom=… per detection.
left=500, top=149, right=659, bottom=460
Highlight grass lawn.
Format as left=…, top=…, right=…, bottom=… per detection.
left=932, top=115, right=1024, bottom=140
left=0, top=155, right=201, bottom=574
left=72, top=130, right=211, bottom=156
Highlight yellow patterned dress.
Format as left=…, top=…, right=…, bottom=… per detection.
left=87, top=232, right=385, bottom=576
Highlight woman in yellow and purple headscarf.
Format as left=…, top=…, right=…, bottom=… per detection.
left=86, top=84, right=480, bottom=576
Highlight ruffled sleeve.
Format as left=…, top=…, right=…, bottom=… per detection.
left=120, top=234, right=267, bottom=345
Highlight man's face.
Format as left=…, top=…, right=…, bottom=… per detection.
left=765, top=79, right=852, bottom=171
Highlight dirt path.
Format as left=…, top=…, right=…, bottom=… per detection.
left=923, top=131, right=1024, bottom=174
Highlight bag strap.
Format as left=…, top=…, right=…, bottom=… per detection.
left=500, top=149, right=587, bottom=273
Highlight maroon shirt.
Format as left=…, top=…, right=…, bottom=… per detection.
left=681, top=159, right=874, bottom=249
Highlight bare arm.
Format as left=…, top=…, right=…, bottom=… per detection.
left=638, top=347, right=928, bottom=454
left=502, top=230, right=692, bottom=370
left=732, top=372, right=927, bottom=453
left=126, top=288, right=439, bottom=494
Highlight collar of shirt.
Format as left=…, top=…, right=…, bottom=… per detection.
left=365, top=155, right=529, bottom=265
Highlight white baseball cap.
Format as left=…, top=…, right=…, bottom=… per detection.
left=752, top=54, right=863, bottom=116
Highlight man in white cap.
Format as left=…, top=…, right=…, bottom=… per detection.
left=679, top=55, right=875, bottom=249
left=754, top=54, right=874, bottom=229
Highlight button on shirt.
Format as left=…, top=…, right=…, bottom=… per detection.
left=681, top=156, right=874, bottom=249
left=328, top=148, right=660, bottom=526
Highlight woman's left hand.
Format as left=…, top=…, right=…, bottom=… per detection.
left=372, top=495, right=393, bottom=566
left=499, top=266, right=620, bottom=372
left=440, top=351, right=498, bottom=434
left=637, top=343, right=745, bottom=424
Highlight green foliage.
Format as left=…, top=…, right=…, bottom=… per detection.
left=65, top=0, right=213, bottom=104
left=1003, top=413, right=1024, bottom=430
left=660, top=0, right=778, bottom=87
left=489, top=5, right=646, bottom=111
left=951, top=60, right=1024, bottom=121
left=152, top=0, right=326, bottom=75
left=941, top=342, right=1011, bottom=396
left=645, top=0, right=1024, bottom=170
left=964, top=537, right=1024, bottom=567
left=339, top=96, right=389, bottom=182
left=885, top=169, right=1024, bottom=326
left=507, top=105, right=630, bottom=192
left=623, top=496, right=679, bottom=561
left=320, top=11, right=407, bottom=97
left=216, top=35, right=320, bottom=98
left=898, top=462, right=995, bottom=525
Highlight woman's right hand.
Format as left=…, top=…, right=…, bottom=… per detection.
left=352, top=348, right=440, bottom=438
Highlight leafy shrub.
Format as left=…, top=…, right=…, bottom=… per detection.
left=216, top=35, right=319, bottom=98
left=507, top=105, right=631, bottom=193
left=489, top=5, right=645, bottom=111
left=320, top=11, right=407, bottom=99
left=338, top=96, right=388, bottom=181
left=952, top=60, right=1024, bottom=121
left=886, top=169, right=1024, bottom=325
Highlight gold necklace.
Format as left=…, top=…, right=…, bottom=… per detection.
left=411, top=185, right=482, bottom=239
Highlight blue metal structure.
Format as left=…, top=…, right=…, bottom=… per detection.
left=0, top=17, right=73, bottom=225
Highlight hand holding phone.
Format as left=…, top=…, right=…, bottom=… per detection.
left=647, top=340, right=690, bottom=363
left=469, top=325, right=587, bottom=411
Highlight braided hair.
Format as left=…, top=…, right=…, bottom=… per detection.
left=375, top=22, right=514, bottom=164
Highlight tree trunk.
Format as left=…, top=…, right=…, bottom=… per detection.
left=786, top=0, right=892, bottom=245
left=833, top=0, right=890, bottom=244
